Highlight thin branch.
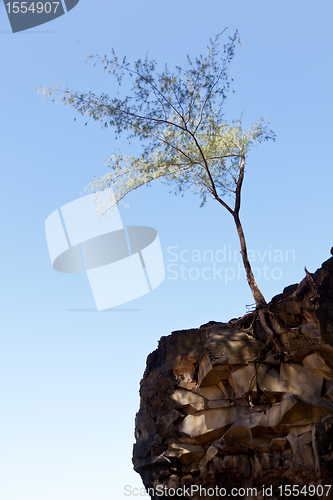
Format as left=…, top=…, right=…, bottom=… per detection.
left=234, top=155, right=245, bottom=216
left=95, top=55, right=185, bottom=124
left=193, top=62, right=228, bottom=135
left=188, top=131, right=221, bottom=200
left=214, top=194, right=234, bottom=216
left=61, top=89, right=188, bottom=135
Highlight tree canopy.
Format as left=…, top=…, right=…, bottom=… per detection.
left=38, top=30, right=276, bottom=318
left=38, top=31, right=274, bottom=213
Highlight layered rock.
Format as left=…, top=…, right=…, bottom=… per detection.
left=133, top=257, right=333, bottom=499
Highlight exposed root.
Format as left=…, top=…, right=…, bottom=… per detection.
left=257, top=307, right=290, bottom=360
left=229, top=305, right=290, bottom=360
left=229, top=310, right=257, bottom=331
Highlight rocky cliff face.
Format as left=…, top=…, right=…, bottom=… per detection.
left=133, top=257, right=333, bottom=499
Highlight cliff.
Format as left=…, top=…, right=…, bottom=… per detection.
left=133, top=257, right=333, bottom=499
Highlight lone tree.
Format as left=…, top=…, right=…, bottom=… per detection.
left=39, top=30, right=277, bottom=339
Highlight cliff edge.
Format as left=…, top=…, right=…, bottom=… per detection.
left=133, top=257, right=333, bottom=499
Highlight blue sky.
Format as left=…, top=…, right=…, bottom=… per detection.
left=1, top=1, right=332, bottom=498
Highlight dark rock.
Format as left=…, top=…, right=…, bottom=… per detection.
left=133, top=257, right=333, bottom=497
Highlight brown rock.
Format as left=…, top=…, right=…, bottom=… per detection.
left=133, top=257, right=333, bottom=494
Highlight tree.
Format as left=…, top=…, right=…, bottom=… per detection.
left=38, top=30, right=276, bottom=338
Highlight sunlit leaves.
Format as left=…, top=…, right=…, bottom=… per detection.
left=37, top=31, right=275, bottom=213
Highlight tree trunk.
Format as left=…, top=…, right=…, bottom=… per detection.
left=231, top=155, right=267, bottom=310
left=233, top=213, right=267, bottom=308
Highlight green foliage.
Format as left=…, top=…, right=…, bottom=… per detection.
left=38, top=30, right=275, bottom=212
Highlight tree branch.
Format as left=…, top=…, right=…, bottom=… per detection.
left=234, top=155, right=245, bottom=216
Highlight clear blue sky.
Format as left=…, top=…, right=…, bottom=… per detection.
left=1, top=1, right=332, bottom=498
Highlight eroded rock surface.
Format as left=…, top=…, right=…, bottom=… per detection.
left=133, top=257, right=333, bottom=499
